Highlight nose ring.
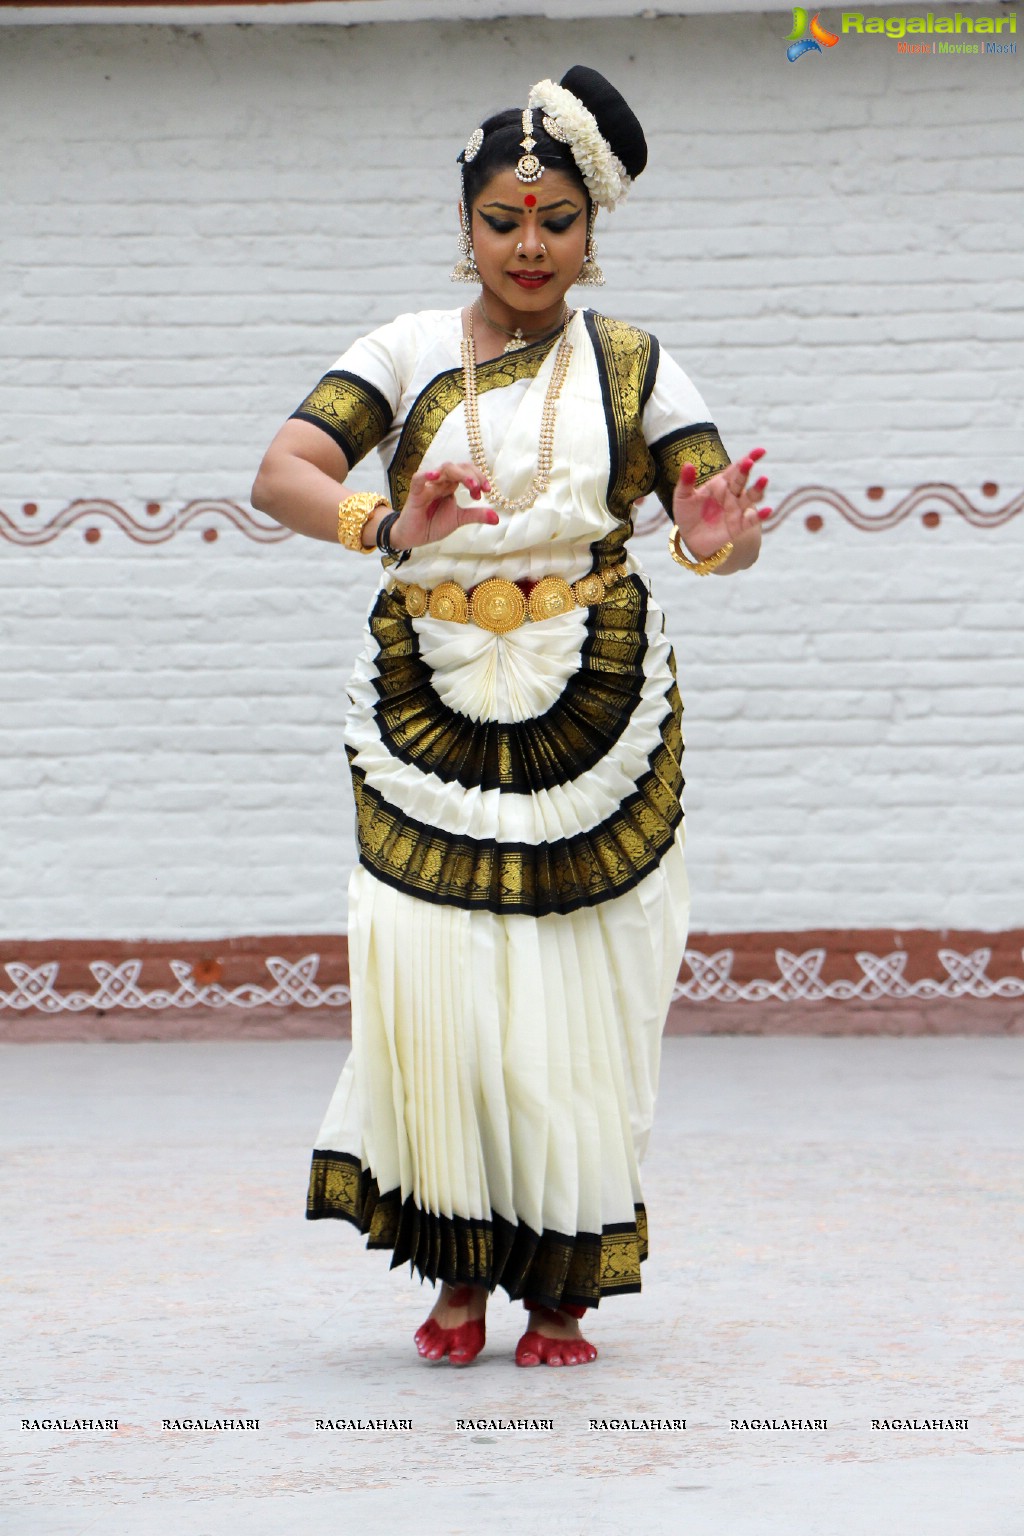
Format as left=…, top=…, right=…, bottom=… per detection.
left=515, top=241, right=548, bottom=255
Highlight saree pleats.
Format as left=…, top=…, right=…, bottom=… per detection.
left=308, top=831, right=687, bottom=1308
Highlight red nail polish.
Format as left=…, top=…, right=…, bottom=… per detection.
left=680, top=463, right=697, bottom=484
left=754, top=476, right=769, bottom=491
left=738, top=457, right=753, bottom=472
left=750, top=447, right=766, bottom=461
left=425, top=470, right=440, bottom=482
left=487, top=511, right=499, bottom=525
left=758, top=506, right=772, bottom=520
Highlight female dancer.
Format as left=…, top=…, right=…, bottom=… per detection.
left=252, top=65, right=768, bottom=1369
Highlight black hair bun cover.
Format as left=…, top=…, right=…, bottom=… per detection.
left=559, top=65, right=648, bottom=180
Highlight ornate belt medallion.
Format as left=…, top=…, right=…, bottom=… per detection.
left=469, top=578, right=528, bottom=634
left=389, top=561, right=628, bottom=635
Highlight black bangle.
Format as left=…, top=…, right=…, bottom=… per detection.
left=375, top=509, right=410, bottom=567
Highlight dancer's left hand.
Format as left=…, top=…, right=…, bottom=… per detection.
left=671, top=447, right=771, bottom=568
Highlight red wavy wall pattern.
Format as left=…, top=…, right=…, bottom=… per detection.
left=0, top=485, right=1019, bottom=546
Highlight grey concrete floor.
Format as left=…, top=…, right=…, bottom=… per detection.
left=1, top=1036, right=1022, bottom=1535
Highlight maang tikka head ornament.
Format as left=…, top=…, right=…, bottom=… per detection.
left=515, top=108, right=544, bottom=183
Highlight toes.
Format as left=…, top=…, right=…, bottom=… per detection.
left=517, top=1326, right=598, bottom=1367
left=556, top=1337, right=597, bottom=1365
left=414, top=1321, right=447, bottom=1359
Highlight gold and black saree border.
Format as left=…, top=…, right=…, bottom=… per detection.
left=291, top=369, right=395, bottom=468
left=584, top=310, right=731, bottom=533
left=307, top=1148, right=648, bottom=1310
left=347, top=677, right=683, bottom=917
left=368, top=574, right=652, bottom=792
left=583, top=311, right=661, bottom=528
left=650, top=422, right=732, bottom=515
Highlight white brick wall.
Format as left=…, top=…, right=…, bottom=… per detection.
left=1, top=15, right=1022, bottom=939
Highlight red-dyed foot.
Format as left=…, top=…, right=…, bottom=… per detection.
left=414, top=1284, right=487, bottom=1366
left=515, top=1299, right=598, bottom=1367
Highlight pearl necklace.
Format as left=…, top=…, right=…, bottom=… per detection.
left=460, top=309, right=574, bottom=515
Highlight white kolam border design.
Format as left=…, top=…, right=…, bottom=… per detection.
left=2, top=948, right=1023, bottom=1015
left=679, top=948, right=1024, bottom=1003
left=0, top=956, right=351, bottom=1014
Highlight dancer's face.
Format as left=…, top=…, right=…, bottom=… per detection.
left=464, top=166, right=589, bottom=322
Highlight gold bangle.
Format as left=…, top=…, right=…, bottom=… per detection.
left=337, top=492, right=389, bottom=553
left=668, top=525, right=734, bottom=576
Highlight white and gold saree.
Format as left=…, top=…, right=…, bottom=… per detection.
left=298, top=306, right=729, bottom=1310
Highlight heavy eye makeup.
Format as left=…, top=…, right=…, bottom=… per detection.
left=479, top=210, right=583, bottom=235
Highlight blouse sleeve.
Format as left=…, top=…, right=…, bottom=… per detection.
left=643, top=346, right=731, bottom=517
left=289, top=313, right=419, bottom=469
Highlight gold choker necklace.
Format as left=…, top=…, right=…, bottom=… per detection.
left=474, top=297, right=569, bottom=355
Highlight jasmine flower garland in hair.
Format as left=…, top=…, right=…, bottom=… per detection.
left=527, top=79, right=632, bottom=209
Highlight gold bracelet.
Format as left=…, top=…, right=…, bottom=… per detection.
left=668, top=525, right=734, bottom=576
left=337, top=492, right=389, bottom=553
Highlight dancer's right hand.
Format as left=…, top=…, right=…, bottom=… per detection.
left=390, top=462, right=498, bottom=550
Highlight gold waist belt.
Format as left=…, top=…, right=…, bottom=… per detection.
left=387, top=561, right=629, bottom=636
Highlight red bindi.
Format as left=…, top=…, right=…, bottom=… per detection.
left=523, top=194, right=537, bottom=207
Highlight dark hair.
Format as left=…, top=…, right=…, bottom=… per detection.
left=462, top=108, right=585, bottom=210
left=459, top=66, right=648, bottom=210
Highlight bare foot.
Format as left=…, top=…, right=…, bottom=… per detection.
left=414, top=1283, right=488, bottom=1364
left=427, top=1282, right=488, bottom=1329
left=516, top=1302, right=598, bottom=1367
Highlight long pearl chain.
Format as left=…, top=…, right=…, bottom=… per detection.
left=460, top=309, right=574, bottom=515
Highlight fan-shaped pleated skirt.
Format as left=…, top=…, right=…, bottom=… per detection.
left=306, top=571, right=690, bottom=1310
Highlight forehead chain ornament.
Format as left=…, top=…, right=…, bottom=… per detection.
left=464, top=108, right=567, bottom=184
left=515, top=108, right=544, bottom=184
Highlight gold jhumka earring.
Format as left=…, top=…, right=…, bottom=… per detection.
left=451, top=127, right=483, bottom=284
left=574, top=205, right=605, bottom=287
left=450, top=203, right=480, bottom=284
